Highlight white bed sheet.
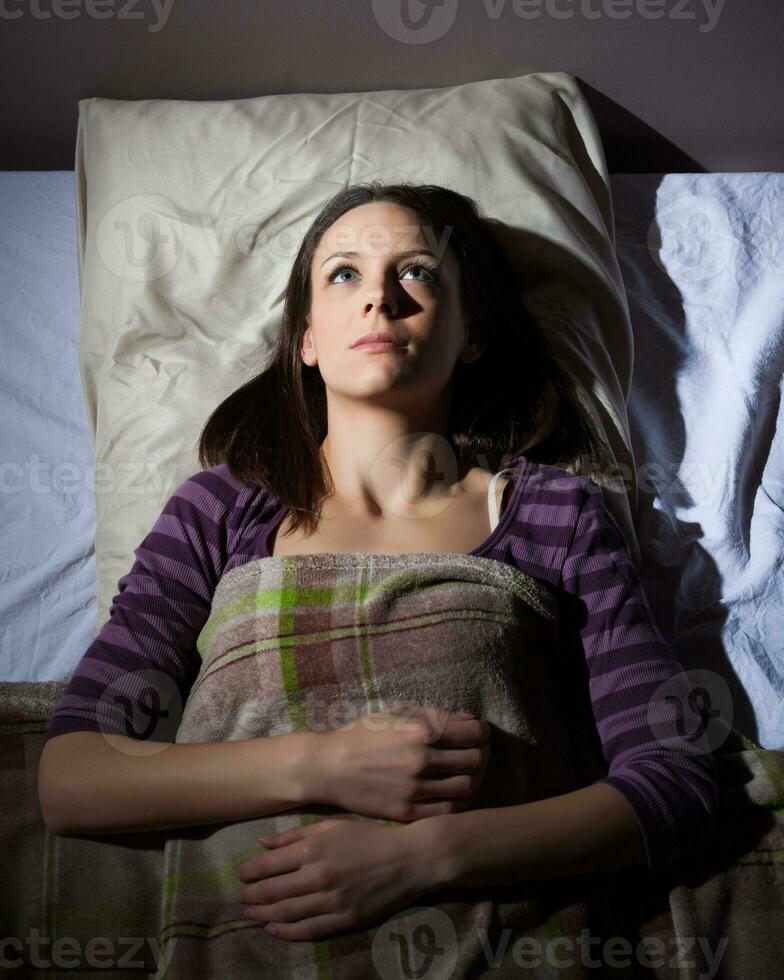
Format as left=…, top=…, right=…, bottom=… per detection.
left=1, top=170, right=781, bottom=748
left=0, top=172, right=97, bottom=682
left=611, top=173, right=784, bottom=748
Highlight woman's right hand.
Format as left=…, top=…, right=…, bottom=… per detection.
left=311, top=704, right=491, bottom=822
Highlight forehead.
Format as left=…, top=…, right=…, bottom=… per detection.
left=313, top=202, right=458, bottom=270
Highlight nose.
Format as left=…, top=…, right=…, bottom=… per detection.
left=363, top=274, right=397, bottom=318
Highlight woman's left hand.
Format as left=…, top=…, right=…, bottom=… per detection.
left=235, top=818, right=434, bottom=942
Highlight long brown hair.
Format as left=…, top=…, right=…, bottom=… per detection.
left=198, top=180, right=617, bottom=536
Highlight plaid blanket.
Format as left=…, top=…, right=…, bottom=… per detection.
left=1, top=552, right=783, bottom=978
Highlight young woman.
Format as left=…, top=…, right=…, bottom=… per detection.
left=39, top=182, right=719, bottom=945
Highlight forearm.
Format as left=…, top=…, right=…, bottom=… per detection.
left=38, top=729, right=319, bottom=836
left=409, top=781, right=649, bottom=891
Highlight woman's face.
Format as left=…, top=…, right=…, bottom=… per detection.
left=301, top=202, right=481, bottom=407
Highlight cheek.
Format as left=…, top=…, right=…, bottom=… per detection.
left=309, top=296, right=348, bottom=340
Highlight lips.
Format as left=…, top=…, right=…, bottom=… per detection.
left=351, top=331, right=406, bottom=348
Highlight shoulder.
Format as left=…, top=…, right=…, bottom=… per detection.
left=519, top=458, right=622, bottom=538
left=515, top=456, right=588, bottom=543
left=502, top=454, right=637, bottom=587
left=175, top=461, right=255, bottom=498
left=173, top=461, right=275, bottom=503
left=518, top=456, right=587, bottom=499
left=557, top=472, right=641, bottom=593
left=168, top=462, right=279, bottom=552
left=497, top=456, right=587, bottom=586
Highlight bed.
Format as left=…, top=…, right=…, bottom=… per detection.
left=1, top=144, right=783, bottom=976
left=2, top=168, right=782, bottom=746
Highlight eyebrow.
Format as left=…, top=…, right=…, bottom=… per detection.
left=320, top=249, right=436, bottom=268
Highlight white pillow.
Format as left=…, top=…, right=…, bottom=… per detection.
left=74, top=72, right=641, bottom=631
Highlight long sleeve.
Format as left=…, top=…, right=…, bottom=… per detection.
left=559, top=478, right=721, bottom=876
left=44, top=468, right=244, bottom=744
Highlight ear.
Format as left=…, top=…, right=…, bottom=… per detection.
left=460, top=323, right=485, bottom=364
left=301, top=317, right=318, bottom=367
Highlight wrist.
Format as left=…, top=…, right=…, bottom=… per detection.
left=296, top=729, right=333, bottom=805
left=399, top=815, right=457, bottom=894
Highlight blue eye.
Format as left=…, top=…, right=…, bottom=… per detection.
left=325, top=262, right=439, bottom=284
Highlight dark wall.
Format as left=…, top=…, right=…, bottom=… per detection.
left=2, top=0, right=781, bottom=173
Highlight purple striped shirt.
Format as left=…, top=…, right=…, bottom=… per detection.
left=44, top=454, right=720, bottom=874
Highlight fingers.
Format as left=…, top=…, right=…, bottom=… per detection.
left=431, top=717, right=490, bottom=748
left=420, top=744, right=489, bottom=777
left=409, top=772, right=479, bottom=801
left=386, top=705, right=490, bottom=746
